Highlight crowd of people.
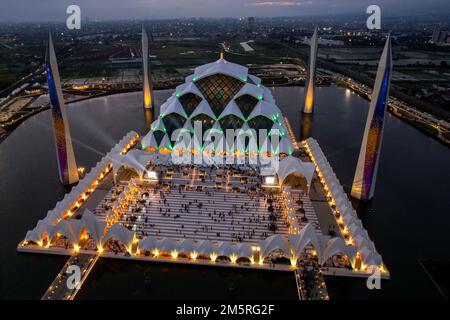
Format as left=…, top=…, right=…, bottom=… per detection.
left=98, top=174, right=290, bottom=243
left=297, top=252, right=329, bottom=300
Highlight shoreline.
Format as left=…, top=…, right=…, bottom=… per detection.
left=1, top=84, right=449, bottom=147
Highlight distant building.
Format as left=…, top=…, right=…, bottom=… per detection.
left=248, top=17, right=255, bottom=31
left=431, top=27, right=449, bottom=45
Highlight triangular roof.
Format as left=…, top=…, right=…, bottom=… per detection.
left=151, top=118, right=166, bottom=132
left=181, top=119, right=194, bottom=133
left=209, top=121, right=223, bottom=134
left=175, top=81, right=203, bottom=98
left=248, top=74, right=262, bottom=86
left=247, top=100, right=282, bottom=122
left=270, top=122, right=286, bottom=137
left=159, top=133, right=172, bottom=150
left=276, top=136, right=294, bottom=155
left=235, top=83, right=264, bottom=100
left=237, top=122, right=251, bottom=135
left=193, top=58, right=248, bottom=82
left=190, top=99, right=216, bottom=119
left=262, top=86, right=276, bottom=104
left=141, top=131, right=159, bottom=149
left=160, top=96, right=187, bottom=118
left=218, top=100, right=245, bottom=120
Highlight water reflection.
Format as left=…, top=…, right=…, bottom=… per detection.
left=144, top=108, right=153, bottom=134
left=2, top=88, right=450, bottom=300
left=300, top=113, right=313, bottom=141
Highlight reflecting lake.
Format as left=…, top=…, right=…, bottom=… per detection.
left=1, top=87, right=449, bottom=299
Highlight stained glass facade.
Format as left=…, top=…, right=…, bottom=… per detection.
left=163, top=113, right=186, bottom=138
left=191, top=114, right=215, bottom=132
left=247, top=115, right=274, bottom=131
left=219, top=115, right=245, bottom=130
left=179, top=93, right=202, bottom=117
left=235, top=94, right=258, bottom=119
left=196, top=74, right=244, bottom=117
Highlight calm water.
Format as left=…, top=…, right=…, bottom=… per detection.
left=0, top=87, right=449, bottom=299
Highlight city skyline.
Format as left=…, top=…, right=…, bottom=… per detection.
left=1, top=0, right=450, bottom=22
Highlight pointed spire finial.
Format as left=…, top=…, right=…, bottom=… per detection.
left=220, top=51, right=224, bottom=60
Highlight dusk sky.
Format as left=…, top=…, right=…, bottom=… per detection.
left=1, top=0, right=449, bottom=22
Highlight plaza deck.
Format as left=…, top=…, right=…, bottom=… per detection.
left=18, top=125, right=388, bottom=301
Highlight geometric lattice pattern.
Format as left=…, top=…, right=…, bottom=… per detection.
left=235, top=94, right=259, bottom=119
left=179, top=93, right=202, bottom=117
left=196, top=74, right=244, bottom=117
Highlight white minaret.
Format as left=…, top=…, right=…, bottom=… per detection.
left=46, top=33, right=79, bottom=185
left=142, top=25, right=154, bottom=110
left=303, top=27, right=318, bottom=114
left=351, top=35, right=393, bottom=201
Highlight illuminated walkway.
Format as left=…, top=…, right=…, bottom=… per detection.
left=41, top=253, right=98, bottom=300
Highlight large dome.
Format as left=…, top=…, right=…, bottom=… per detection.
left=142, top=57, right=292, bottom=155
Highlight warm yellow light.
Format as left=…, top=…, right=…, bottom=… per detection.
left=190, top=251, right=198, bottom=260
left=210, top=252, right=217, bottom=262
left=290, top=256, right=297, bottom=267
left=230, top=253, right=238, bottom=264
left=97, top=246, right=104, bottom=254
left=171, top=249, right=178, bottom=259
left=74, top=244, right=80, bottom=252
left=152, top=248, right=159, bottom=257
left=144, top=89, right=152, bottom=108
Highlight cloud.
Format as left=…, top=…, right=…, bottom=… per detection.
left=248, top=1, right=312, bottom=7
left=0, top=0, right=449, bottom=22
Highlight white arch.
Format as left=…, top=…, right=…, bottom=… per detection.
left=138, top=236, right=158, bottom=252
left=102, top=224, right=135, bottom=248
left=112, top=149, right=154, bottom=179
left=52, top=219, right=84, bottom=245
left=288, top=223, right=323, bottom=258
left=276, top=156, right=315, bottom=192
left=81, top=210, right=106, bottom=246
left=259, top=234, right=291, bottom=258
left=320, top=237, right=357, bottom=266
